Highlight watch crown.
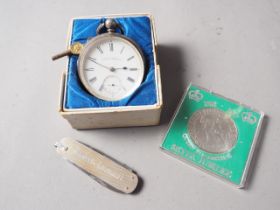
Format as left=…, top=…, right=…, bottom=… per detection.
left=105, top=18, right=118, bottom=32
left=96, top=18, right=124, bottom=35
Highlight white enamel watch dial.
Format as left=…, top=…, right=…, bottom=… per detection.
left=78, top=34, right=145, bottom=101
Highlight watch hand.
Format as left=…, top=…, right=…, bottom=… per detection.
left=89, top=58, right=112, bottom=71
left=114, top=67, right=128, bottom=70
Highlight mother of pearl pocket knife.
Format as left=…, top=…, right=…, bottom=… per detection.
left=54, top=138, right=139, bottom=194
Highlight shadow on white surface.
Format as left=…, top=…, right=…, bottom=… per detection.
left=157, top=45, right=189, bottom=125
left=245, top=115, right=269, bottom=190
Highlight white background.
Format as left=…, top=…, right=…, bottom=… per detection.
left=0, top=0, right=279, bottom=209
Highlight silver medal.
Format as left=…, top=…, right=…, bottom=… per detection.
left=188, top=108, right=238, bottom=153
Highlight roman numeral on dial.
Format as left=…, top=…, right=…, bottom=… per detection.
left=120, top=46, right=125, bottom=54
left=89, top=77, right=97, bottom=83
left=127, top=56, right=134, bottom=61
left=129, top=68, right=137, bottom=71
left=127, top=77, right=135, bottom=83
left=109, top=42, right=113, bottom=51
left=97, top=46, right=103, bottom=54
left=85, top=68, right=94, bottom=71
left=88, top=57, right=96, bottom=62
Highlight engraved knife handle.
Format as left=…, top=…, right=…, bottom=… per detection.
left=54, top=138, right=139, bottom=194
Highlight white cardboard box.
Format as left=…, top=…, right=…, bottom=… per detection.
left=58, top=14, right=162, bottom=129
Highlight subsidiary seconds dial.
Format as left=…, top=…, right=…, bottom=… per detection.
left=78, top=34, right=145, bottom=101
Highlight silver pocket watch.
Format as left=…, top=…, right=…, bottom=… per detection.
left=53, top=18, right=145, bottom=101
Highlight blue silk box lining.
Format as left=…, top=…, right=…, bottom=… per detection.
left=64, top=16, right=157, bottom=109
